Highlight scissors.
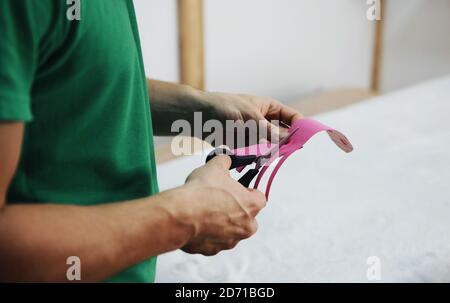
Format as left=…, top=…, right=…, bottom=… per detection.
left=205, top=128, right=299, bottom=187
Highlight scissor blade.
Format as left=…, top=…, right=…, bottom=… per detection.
left=257, top=128, right=299, bottom=168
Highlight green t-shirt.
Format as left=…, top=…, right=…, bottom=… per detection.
left=0, top=0, right=159, bottom=282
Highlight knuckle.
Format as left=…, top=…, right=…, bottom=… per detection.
left=247, top=197, right=259, bottom=209
left=200, top=249, right=215, bottom=256
left=213, top=155, right=232, bottom=168
left=252, top=219, right=259, bottom=233
left=208, top=248, right=221, bottom=256
left=250, top=219, right=259, bottom=234
left=269, top=98, right=281, bottom=105
left=253, top=191, right=267, bottom=207
left=226, top=239, right=237, bottom=250
left=186, top=167, right=202, bottom=182
left=199, top=244, right=222, bottom=256
left=242, top=218, right=258, bottom=238
left=246, top=191, right=266, bottom=211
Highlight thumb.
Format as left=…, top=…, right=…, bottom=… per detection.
left=206, top=155, right=232, bottom=170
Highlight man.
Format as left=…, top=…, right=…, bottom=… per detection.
left=0, top=1, right=301, bottom=282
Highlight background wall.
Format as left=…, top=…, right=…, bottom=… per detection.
left=382, top=0, right=450, bottom=92
left=134, top=0, right=450, bottom=100
left=203, top=0, right=373, bottom=101
left=134, top=0, right=179, bottom=83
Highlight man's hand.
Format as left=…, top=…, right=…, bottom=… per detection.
left=178, top=155, right=267, bottom=256
left=202, top=92, right=303, bottom=142
left=148, top=79, right=303, bottom=143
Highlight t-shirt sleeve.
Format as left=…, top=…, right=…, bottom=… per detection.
left=0, top=1, right=52, bottom=122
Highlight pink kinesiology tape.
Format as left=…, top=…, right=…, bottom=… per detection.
left=232, top=118, right=354, bottom=199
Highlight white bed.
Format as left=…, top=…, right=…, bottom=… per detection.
left=155, top=76, right=450, bottom=282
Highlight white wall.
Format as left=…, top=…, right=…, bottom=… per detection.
left=382, top=0, right=450, bottom=91
left=134, top=1, right=450, bottom=100
left=134, top=0, right=373, bottom=102
left=204, top=0, right=373, bottom=101
left=134, top=0, right=179, bottom=82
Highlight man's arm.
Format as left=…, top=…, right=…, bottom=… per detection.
left=147, top=79, right=302, bottom=140
left=0, top=122, right=265, bottom=282
left=0, top=189, right=191, bottom=282
left=0, top=123, right=193, bottom=282
left=148, top=79, right=211, bottom=136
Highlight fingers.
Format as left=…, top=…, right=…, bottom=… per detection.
left=181, top=187, right=264, bottom=257
left=262, top=120, right=293, bottom=143
left=182, top=218, right=259, bottom=256
left=259, top=105, right=302, bottom=143
left=183, top=239, right=239, bottom=256
left=279, top=104, right=303, bottom=125
left=206, top=154, right=232, bottom=170
left=241, top=188, right=267, bottom=217
left=237, top=217, right=259, bottom=240
left=261, top=97, right=303, bottom=125
left=258, top=119, right=282, bottom=143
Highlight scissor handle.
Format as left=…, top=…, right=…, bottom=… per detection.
left=238, top=168, right=260, bottom=187
left=206, top=148, right=257, bottom=170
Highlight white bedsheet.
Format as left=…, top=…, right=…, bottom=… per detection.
left=155, top=76, right=450, bottom=282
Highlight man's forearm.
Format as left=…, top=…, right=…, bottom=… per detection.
left=0, top=187, right=194, bottom=282
left=147, top=79, right=215, bottom=136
